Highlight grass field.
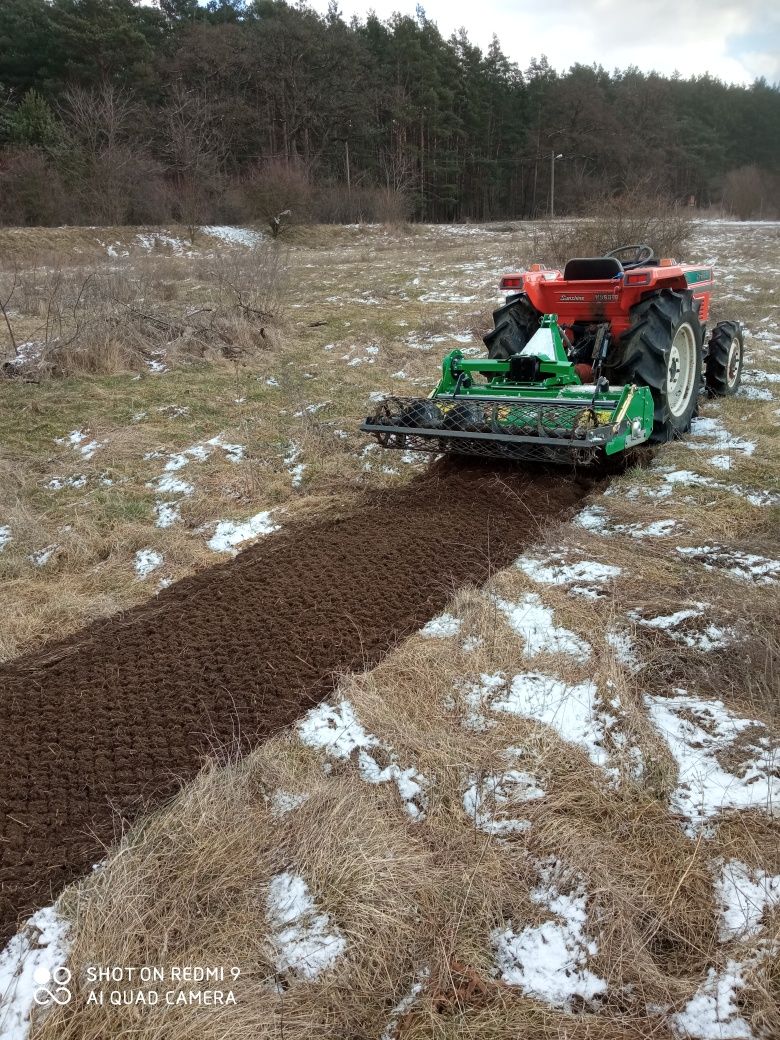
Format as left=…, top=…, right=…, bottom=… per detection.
left=1, top=219, right=778, bottom=1040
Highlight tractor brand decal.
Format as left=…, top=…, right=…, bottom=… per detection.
left=559, top=293, right=618, bottom=302
left=684, top=268, right=713, bottom=285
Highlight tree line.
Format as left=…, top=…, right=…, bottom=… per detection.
left=1, top=0, right=778, bottom=228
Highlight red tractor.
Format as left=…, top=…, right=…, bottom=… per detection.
left=362, top=244, right=744, bottom=465
left=486, top=244, right=744, bottom=442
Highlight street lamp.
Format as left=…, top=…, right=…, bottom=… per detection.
left=550, top=152, right=563, bottom=218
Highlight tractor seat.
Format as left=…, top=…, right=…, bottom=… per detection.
left=562, top=257, right=624, bottom=281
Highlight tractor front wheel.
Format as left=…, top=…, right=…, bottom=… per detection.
left=705, top=320, right=744, bottom=396
left=483, top=293, right=541, bottom=360
left=607, top=289, right=703, bottom=442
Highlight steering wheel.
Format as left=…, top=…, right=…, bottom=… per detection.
left=604, top=244, right=654, bottom=270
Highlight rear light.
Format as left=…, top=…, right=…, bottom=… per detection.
left=625, top=272, right=652, bottom=286
left=500, top=274, right=524, bottom=291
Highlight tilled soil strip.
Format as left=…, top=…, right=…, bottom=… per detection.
left=0, top=460, right=599, bottom=941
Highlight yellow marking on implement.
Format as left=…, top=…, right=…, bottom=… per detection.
left=612, top=385, right=636, bottom=431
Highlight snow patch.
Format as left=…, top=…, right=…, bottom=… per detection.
left=452, top=672, right=505, bottom=731
left=671, top=960, right=753, bottom=1039
left=358, top=752, right=428, bottom=821
left=155, top=475, right=194, bottom=496
left=265, top=872, right=346, bottom=980
left=380, top=968, right=430, bottom=1040
left=715, top=860, right=780, bottom=941
left=420, top=613, right=462, bottom=638
left=688, top=416, right=756, bottom=461
left=270, top=791, right=310, bottom=817
left=492, top=860, right=606, bottom=1009
left=55, top=429, right=87, bottom=447
left=630, top=603, right=730, bottom=652
left=574, top=506, right=676, bottom=539
left=0, top=905, right=71, bottom=1040
left=47, top=475, right=86, bottom=490
left=461, top=634, right=484, bottom=653
left=627, top=468, right=779, bottom=507
left=298, top=700, right=428, bottom=819
left=207, top=511, right=279, bottom=553
left=494, top=593, right=591, bottom=661
left=492, top=673, right=617, bottom=776
left=740, top=385, right=773, bottom=401
left=134, top=549, right=163, bottom=578
left=646, top=691, right=780, bottom=835
left=206, top=435, right=245, bottom=463
left=284, top=444, right=305, bottom=487
left=29, top=545, right=57, bottom=567
left=463, top=755, right=545, bottom=835
left=606, top=628, right=642, bottom=672
left=199, top=225, right=263, bottom=247
left=676, top=546, right=780, bottom=585
left=135, top=232, right=190, bottom=255
left=515, top=555, right=621, bottom=586
left=154, top=501, right=181, bottom=528
left=293, top=401, right=329, bottom=417
left=298, top=700, right=378, bottom=760
left=418, top=290, right=477, bottom=304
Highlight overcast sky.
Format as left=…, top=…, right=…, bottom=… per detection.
left=309, top=0, right=780, bottom=86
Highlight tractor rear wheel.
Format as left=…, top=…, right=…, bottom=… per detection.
left=606, top=289, right=703, bottom=442
left=483, top=293, right=541, bottom=360
left=705, top=320, right=743, bottom=396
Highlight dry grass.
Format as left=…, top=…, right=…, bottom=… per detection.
left=1, top=216, right=778, bottom=661
left=1, top=239, right=286, bottom=377
left=32, top=501, right=779, bottom=1036
left=3, top=216, right=780, bottom=1038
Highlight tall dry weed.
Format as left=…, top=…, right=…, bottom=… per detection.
left=531, top=193, right=693, bottom=267
left=0, top=242, right=287, bottom=377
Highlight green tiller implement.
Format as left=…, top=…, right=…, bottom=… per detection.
left=361, top=244, right=744, bottom=465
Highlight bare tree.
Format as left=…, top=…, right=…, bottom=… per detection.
left=161, top=85, right=227, bottom=235
left=62, top=84, right=137, bottom=157
left=60, top=85, right=163, bottom=225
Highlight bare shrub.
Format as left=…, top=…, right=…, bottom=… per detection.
left=240, top=158, right=314, bottom=237
left=723, top=165, right=779, bottom=220
left=315, top=181, right=411, bottom=224
left=0, top=243, right=287, bottom=377
left=0, top=148, right=69, bottom=226
left=530, top=192, right=693, bottom=267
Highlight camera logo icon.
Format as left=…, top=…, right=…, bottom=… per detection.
left=32, top=965, right=72, bottom=1007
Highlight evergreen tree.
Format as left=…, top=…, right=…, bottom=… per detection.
left=6, top=89, right=63, bottom=150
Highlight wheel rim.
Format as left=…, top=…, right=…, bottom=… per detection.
left=726, top=338, right=741, bottom=387
left=667, top=323, right=697, bottom=418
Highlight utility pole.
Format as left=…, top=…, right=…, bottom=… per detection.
left=550, top=151, right=563, bottom=218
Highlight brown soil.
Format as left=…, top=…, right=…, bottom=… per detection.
left=0, top=459, right=599, bottom=941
